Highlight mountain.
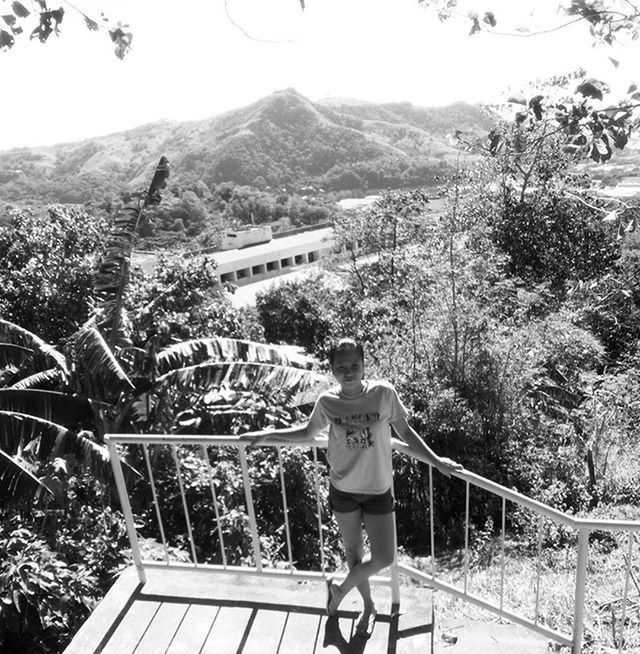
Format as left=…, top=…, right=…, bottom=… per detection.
left=0, top=88, right=495, bottom=204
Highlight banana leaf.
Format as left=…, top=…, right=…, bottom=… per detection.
left=0, top=319, right=68, bottom=374
left=156, top=361, right=329, bottom=407
left=117, top=346, right=149, bottom=379
left=156, top=337, right=316, bottom=375
left=0, top=410, right=75, bottom=459
left=143, top=155, right=170, bottom=207
left=0, top=343, right=33, bottom=368
left=0, top=449, right=52, bottom=501
left=0, top=389, right=97, bottom=429
left=93, top=156, right=169, bottom=348
left=74, top=327, right=134, bottom=399
left=10, top=369, right=65, bottom=390
left=49, top=428, right=111, bottom=479
left=0, top=411, right=114, bottom=481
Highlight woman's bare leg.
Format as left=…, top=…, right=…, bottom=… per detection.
left=328, top=511, right=395, bottom=614
left=330, top=509, right=373, bottom=611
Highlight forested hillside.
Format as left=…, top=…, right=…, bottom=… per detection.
left=0, top=88, right=493, bottom=205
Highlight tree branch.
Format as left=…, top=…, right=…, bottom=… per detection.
left=224, top=0, right=295, bottom=43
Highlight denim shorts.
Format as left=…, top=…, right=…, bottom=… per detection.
left=328, top=483, right=394, bottom=515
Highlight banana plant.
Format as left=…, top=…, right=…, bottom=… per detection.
left=0, top=156, right=170, bottom=503
left=146, top=337, right=330, bottom=433
left=0, top=317, right=329, bottom=501
left=0, top=319, right=116, bottom=500
left=0, top=156, right=331, bottom=503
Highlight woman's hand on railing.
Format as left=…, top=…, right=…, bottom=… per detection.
left=238, top=431, right=272, bottom=447
left=434, top=456, right=464, bottom=477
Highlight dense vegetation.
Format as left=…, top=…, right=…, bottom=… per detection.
left=257, top=128, right=640, bottom=525
left=2, top=117, right=640, bottom=654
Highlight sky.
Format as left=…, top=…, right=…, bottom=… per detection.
left=1, top=0, right=637, bottom=151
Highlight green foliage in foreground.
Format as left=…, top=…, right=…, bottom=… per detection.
left=0, top=475, right=130, bottom=654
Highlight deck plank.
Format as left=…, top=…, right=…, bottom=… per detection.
left=199, top=606, right=254, bottom=654
left=134, top=601, right=190, bottom=654
left=238, top=608, right=290, bottom=654
left=165, top=604, right=221, bottom=654
left=99, top=599, right=161, bottom=654
left=274, top=611, right=323, bottom=654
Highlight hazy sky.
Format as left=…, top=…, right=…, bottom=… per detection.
left=1, top=0, right=636, bottom=150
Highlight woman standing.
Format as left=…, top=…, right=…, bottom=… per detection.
left=242, top=338, right=462, bottom=637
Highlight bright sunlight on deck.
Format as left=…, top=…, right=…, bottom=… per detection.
left=64, top=567, right=438, bottom=654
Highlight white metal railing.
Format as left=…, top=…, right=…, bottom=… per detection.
left=106, top=433, right=640, bottom=653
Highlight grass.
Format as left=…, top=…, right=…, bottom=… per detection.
left=399, top=533, right=640, bottom=653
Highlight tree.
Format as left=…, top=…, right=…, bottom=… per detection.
left=0, top=205, right=109, bottom=342
left=255, top=272, right=336, bottom=355
left=421, top=0, right=640, bottom=169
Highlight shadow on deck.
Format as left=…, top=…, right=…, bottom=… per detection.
left=64, top=567, right=434, bottom=654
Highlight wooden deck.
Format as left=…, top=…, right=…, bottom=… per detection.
left=64, top=566, right=435, bottom=654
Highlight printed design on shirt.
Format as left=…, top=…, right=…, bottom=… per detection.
left=334, top=413, right=380, bottom=449
left=345, top=426, right=374, bottom=449
left=334, top=413, right=380, bottom=427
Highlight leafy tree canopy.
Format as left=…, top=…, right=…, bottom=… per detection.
left=421, top=0, right=640, bottom=164
left=0, top=0, right=132, bottom=58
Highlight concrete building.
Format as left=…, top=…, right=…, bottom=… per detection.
left=213, top=227, right=336, bottom=286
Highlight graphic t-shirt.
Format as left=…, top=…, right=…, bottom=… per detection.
left=308, top=380, right=408, bottom=494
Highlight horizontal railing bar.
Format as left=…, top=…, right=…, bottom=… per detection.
left=141, top=561, right=393, bottom=585
left=397, top=563, right=573, bottom=647
left=391, top=441, right=580, bottom=528
left=106, top=433, right=640, bottom=532
left=105, top=434, right=329, bottom=448
left=392, top=440, right=640, bottom=532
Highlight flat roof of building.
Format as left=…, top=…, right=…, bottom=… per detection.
left=210, top=227, right=334, bottom=266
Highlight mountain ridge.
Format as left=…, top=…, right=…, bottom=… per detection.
left=0, top=88, right=495, bottom=204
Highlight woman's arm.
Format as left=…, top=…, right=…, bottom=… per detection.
left=391, top=416, right=463, bottom=476
left=239, top=422, right=320, bottom=446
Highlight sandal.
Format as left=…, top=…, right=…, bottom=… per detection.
left=354, top=608, right=377, bottom=639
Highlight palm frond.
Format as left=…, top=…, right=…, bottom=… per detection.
left=10, top=369, right=65, bottom=390
left=0, top=319, right=68, bottom=374
left=0, top=449, right=52, bottom=502
left=73, top=327, right=134, bottom=399
left=156, top=337, right=316, bottom=375
left=0, top=343, right=34, bottom=368
left=0, top=389, right=96, bottom=428
left=156, top=361, right=329, bottom=407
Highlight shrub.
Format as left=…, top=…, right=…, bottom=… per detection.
left=0, top=525, right=101, bottom=654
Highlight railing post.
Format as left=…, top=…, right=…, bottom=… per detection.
left=107, top=437, right=146, bottom=584
left=238, top=444, right=262, bottom=572
left=390, top=493, right=401, bottom=607
left=312, top=447, right=326, bottom=573
left=572, top=528, right=589, bottom=654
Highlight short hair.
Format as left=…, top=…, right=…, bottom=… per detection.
left=328, top=338, right=364, bottom=367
